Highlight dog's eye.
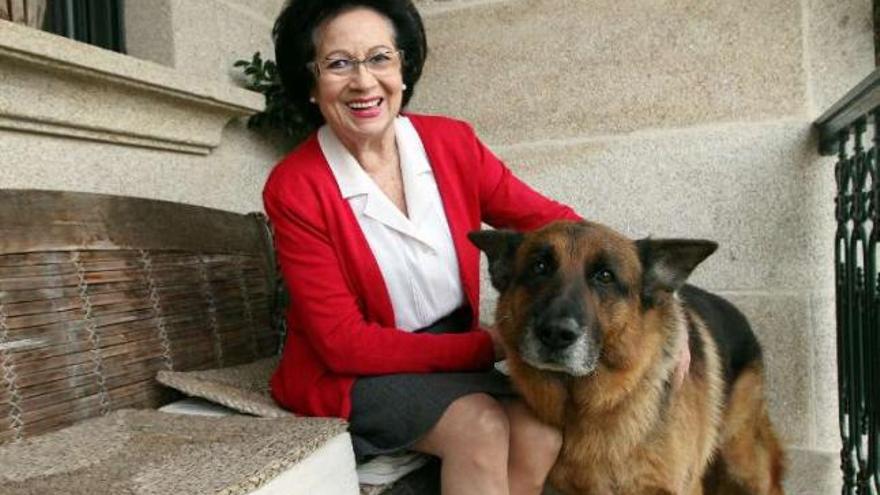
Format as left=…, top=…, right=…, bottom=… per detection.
left=531, top=259, right=550, bottom=276
left=593, top=269, right=615, bottom=284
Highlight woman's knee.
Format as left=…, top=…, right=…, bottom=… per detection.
left=521, top=418, right=562, bottom=457
left=506, top=401, right=562, bottom=493
left=465, top=393, right=511, bottom=439
left=419, top=393, right=510, bottom=460
left=508, top=401, right=563, bottom=461
left=447, top=394, right=510, bottom=451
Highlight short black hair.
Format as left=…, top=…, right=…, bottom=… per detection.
left=273, top=0, right=427, bottom=128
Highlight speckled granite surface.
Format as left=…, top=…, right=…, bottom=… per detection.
left=0, top=409, right=346, bottom=495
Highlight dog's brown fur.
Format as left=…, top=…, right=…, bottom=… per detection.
left=470, top=221, right=785, bottom=495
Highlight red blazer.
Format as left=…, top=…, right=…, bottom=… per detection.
left=264, top=113, right=581, bottom=419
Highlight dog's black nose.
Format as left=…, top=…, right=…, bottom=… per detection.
left=536, top=318, right=580, bottom=350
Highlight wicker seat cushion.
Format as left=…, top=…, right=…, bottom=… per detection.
left=155, top=359, right=430, bottom=495
left=156, top=357, right=290, bottom=418
left=0, top=409, right=347, bottom=495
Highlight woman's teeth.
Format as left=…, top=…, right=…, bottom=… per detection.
left=349, top=99, right=381, bottom=109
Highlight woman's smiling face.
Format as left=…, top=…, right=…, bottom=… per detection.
left=311, top=8, right=404, bottom=148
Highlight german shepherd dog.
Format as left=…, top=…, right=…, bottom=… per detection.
left=469, top=220, right=785, bottom=495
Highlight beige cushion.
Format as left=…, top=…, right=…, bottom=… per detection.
left=0, top=409, right=347, bottom=495
left=156, top=357, right=291, bottom=418
left=156, top=358, right=409, bottom=495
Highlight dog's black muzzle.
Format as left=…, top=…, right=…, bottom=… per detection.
left=535, top=317, right=580, bottom=350
left=524, top=285, right=600, bottom=376
left=532, top=285, right=588, bottom=352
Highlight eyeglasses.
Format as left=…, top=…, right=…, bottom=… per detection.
left=308, top=49, right=404, bottom=79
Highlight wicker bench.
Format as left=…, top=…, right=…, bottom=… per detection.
left=0, top=190, right=359, bottom=494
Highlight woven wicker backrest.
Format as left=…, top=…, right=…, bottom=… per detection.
left=0, top=190, right=282, bottom=444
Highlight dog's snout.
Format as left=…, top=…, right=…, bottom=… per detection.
left=536, top=317, right=580, bottom=350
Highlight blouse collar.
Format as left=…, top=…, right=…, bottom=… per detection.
left=318, top=117, right=436, bottom=246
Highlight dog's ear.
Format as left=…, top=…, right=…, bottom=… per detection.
left=635, top=238, right=717, bottom=301
left=468, top=229, right=524, bottom=292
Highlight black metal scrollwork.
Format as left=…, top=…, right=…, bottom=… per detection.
left=834, top=118, right=880, bottom=495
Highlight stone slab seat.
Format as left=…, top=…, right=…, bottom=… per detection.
left=0, top=409, right=353, bottom=495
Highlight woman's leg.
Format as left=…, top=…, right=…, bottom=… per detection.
left=412, top=393, right=510, bottom=495
left=504, top=399, right=563, bottom=495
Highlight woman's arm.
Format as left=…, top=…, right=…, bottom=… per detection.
left=265, top=187, right=495, bottom=376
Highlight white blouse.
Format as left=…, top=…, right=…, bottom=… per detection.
left=318, top=117, right=464, bottom=331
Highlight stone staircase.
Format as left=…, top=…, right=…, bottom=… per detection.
left=411, top=0, right=873, bottom=492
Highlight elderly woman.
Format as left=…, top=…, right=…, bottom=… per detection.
left=265, top=1, right=581, bottom=493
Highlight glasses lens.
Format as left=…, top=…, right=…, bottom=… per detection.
left=315, top=50, right=401, bottom=78
left=322, top=57, right=354, bottom=75
left=365, top=51, right=395, bottom=72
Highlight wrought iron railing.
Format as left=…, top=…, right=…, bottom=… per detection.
left=816, top=68, right=880, bottom=494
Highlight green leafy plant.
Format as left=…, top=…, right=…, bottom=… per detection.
left=234, top=52, right=312, bottom=146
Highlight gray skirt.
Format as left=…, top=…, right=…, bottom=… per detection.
left=348, top=307, right=516, bottom=461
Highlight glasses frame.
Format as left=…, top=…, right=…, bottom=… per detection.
left=307, top=49, right=405, bottom=78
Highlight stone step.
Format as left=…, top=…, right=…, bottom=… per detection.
left=411, top=0, right=807, bottom=145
